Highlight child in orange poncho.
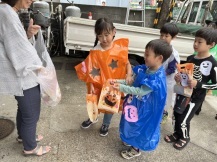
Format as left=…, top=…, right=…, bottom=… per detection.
left=75, top=18, right=133, bottom=137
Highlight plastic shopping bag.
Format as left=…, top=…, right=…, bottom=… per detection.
left=98, top=80, right=121, bottom=113
left=174, top=63, right=194, bottom=97
left=35, top=30, right=61, bottom=106
left=86, top=94, right=98, bottom=122
left=37, top=67, right=61, bottom=106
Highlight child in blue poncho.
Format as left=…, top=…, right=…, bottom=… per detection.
left=111, top=39, right=172, bottom=159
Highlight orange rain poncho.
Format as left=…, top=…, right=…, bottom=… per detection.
left=75, top=38, right=129, bottom=113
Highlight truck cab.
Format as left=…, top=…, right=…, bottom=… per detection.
left=175, top=0, right=217, bottom=35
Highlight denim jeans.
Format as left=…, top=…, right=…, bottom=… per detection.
left=15, top=85, right=41, bottom=151
left=103, top=113, right=113, bottom=126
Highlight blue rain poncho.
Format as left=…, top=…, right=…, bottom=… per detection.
left=119, top=65, right=167, bottom=151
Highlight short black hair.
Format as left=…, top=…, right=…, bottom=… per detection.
left=160, top=22, right=179, bottom=38
left=195, top=27, right=217, bottom=45
left=2, top=0, right=18, bottom=7
left=146, top=39, right=172, bottom=62
left=205, top=20, right=217, bottom=29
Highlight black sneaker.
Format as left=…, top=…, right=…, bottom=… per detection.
left=195, top=109, right=201, bottom=115
left=81, top=118, right=98, bottom=129
left=99, top=124, right=109, bottom=137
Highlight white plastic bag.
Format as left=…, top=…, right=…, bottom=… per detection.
left=35, top=30, right=61, bottom=106
left=37, top=66, right=61, bottom=106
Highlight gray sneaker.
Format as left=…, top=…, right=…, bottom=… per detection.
left=122, top=142, right=131, bottom=146
left=121, top=147, right=141, bottom=159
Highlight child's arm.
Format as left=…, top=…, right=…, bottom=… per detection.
left=193, top=66, right=217, bottom=90
left=112, top=72, right=135, bottom=85
left=113, top=83, right=152, bottom=96
left=166, top=58, right=178, bottom=75
left=188, top=60, right=217, bottom=89
left=116, top=79, right=127, bottom=84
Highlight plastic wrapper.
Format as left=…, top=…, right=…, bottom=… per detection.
left=174, top=63, right=194, bottom=97
left=98, top=80, right=121, bottom=113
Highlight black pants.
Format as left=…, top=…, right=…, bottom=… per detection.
left=195, top=102, right=204, bottom=115
left=173, top=100, right=202, bottom=139
left=15, top=85, right=41, bottom=151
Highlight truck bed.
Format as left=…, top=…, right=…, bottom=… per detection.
left=64, top=17, right=195, bottom=61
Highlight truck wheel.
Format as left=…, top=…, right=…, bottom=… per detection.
left=129, top=58, right=139, bottom=68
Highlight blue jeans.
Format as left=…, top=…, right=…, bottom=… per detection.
left=15, top=85, right=41, bottom=151
left=103, top=113, right=113, bottom=126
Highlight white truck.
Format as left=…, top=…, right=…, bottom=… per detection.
left=63, top=0, right=216, bottom=64
left=175, top=0, right=217, bottom=35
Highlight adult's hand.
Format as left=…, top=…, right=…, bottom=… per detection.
left=27, top=19, right=41, bottom=39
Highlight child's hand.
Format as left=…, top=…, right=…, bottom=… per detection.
left=113, top=83, right=120, bottom=90
left=188, top=79, right=197, bottom=89
left=126, top=74, right=133, bottom=85
left=174, top=73, right=181, bottom=83
left=90, top=83, right=95, bottom=94
left=108, top=79, right=117, bottom=85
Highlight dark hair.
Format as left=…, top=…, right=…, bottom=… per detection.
left=195, top=27, right=217, bottom=45
left=205, top=20, right=217, bottom=29
left=94, top=18, right=115, bottom=47
left=146, top=39, right=172, bottom=62
left=160, top=22, right=179, bottom=38
left=2, top=0, right=18, bottom=7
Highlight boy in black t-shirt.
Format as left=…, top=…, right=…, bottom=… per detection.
left=164, top=27, right=217, bottom=150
